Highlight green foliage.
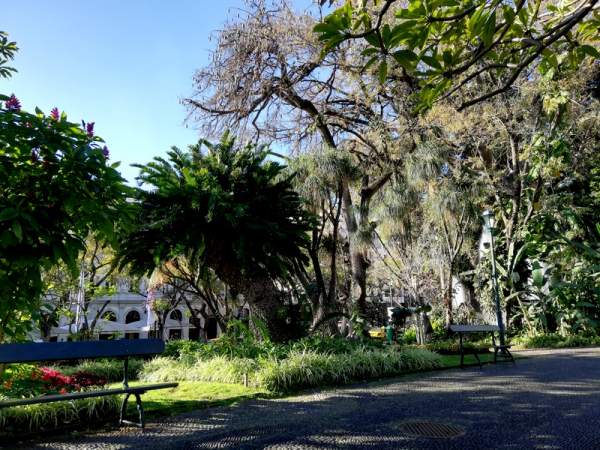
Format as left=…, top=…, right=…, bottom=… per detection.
left=55, top=358, right=144, bottom=383
left=143, top=328, right=438, bottom=392
left=1, top=364, right=38, bottom=397
left=140, top=356, right=260, bottom=385
left=0, top=396, right=118, bottom=436
left=430, top=319, right=448, bottom=341
left=117, top=133, right=314, bottom=341
left=285, top=335, right=382, bottom=355
left=0, top=31, right=18, bottom=79
left=0, top=98, right=129, bottom=340
left=164, top=340, right=205, bottom=359
left=258, top=348, right=441, bottom=392
left=314, top=1, right=599, bottom=111
left=513, top=333, right=600, bottom=349
left=122, top=381, right=265, bottom=419
left=118, top=132, right=313, bottom=283
left=165, top=330, right=383, bottom=364
left=401, top=327, right=418, bottom=345
left=141, top=347, right=442, bottom=393
left=411, top=340, right=491, bottom=355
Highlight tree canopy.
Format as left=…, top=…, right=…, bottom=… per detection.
left=0, top=100, right=129, bottom=341
left=315, top=0, right=599, bottom=111
left=117, top=133, right=314, bottom=340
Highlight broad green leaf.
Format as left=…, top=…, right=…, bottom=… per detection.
left=12, top=220, right=22, bottom=242
left=421, top=54, right=442, bottom=70
left=481, top=11, right=497, bottom=47
left=378, top=59, right=388, bottom=84
left=0, top=207, right=18, bottom=221
left=532, top=268, right=545, bottom=288
left=364, top=31, right=380, bottom=48
left=392, top=49, right=419, bottom=69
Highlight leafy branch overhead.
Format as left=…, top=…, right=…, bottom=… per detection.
left=314, top=0, right=600, bottom=111
left=0, top=31, right=18, bottom=79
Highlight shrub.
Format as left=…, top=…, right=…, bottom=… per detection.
left=430, top=319, right=448, bottom=341
left=56, top=358, right=144, bottom=382
left=513, top=333, right=600, bottom=349
left=2, top=365, right=107, bottom=398
left=164, top=340, right=204, bottom=359
left=284, top=335, right=382, bottom=356
left=140, top=347, right=442, bottom=392
left=165, top=332, right=384, bottom=365
left=400, top=327, right=417, bottom=344
left=257, top=348, right=442, bottom=392
left=140, top=356, right=260, bottom=385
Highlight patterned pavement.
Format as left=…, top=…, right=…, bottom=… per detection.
left=13, top=347, right=600, bottom=449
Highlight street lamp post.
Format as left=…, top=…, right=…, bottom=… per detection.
left=482, top=210, right=506, bottom=347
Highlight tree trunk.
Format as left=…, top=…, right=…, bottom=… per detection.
left=340, top=178, right=371, bottom=320
left=440, top=269, right=453, bottom=329
left=244, top=277, right=293, bottom=342
left=420, top=312, right=433, bottom=343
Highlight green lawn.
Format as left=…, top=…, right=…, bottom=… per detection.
left=114, top=381, right=268, bottom=419
left=439, top=353, right=496, bottom=367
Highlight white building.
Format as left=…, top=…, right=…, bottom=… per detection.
left=45, top=279, right=223, bottom=342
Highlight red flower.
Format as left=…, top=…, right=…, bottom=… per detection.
left=39, top=367, right=72, bottom=387
left=50, top=107, right=60, bottom=120
left=5, top=94, right=21, bottom=111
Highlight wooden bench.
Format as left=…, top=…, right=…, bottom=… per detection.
left=449, top=324, right=515, bottom=368
left=0, top=339, right=177, bottom=428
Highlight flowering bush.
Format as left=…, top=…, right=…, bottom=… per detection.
left=1, top=365, right=107, bottom=399
left=0, top=91, right=130, bottom=342
left=70, top=371, right=108, bottom=389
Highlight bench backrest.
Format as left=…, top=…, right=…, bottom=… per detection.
left=0, top=339, right=165, bottom=364
left=450, top=324, right=500, bottom=333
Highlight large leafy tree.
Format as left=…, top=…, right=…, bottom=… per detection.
left=315, top=0, right=599, bottom=111
left=186, top=0, right=415, bottom=322
left=0, top=32, right=129, bottom=342
left=0, top=101, right=128, bottom=342
left=117, top=133, right=313, bottom=341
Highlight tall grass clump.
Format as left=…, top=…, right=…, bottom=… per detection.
left=140, top=356, right=260, bottom=385
left=257, top=348, right=442, bottom=392
left=141, top=347, right=441, bottom=392
left=0, top=396, right=119, bottom=436
left=513, top=333, right=600, bottom=349
left=56, top=358, right=144, bottom=382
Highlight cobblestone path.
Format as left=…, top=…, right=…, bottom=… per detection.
left=17, top=348, right=600, bottom=449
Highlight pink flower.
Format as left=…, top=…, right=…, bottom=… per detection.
left=5, top=94, right=21, bottom=111
left=50, top=107, right=60, bottom=120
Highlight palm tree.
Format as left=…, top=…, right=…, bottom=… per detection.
left=117, top=133, right=313, bottom=341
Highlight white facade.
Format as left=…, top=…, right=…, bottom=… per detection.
left=46, top=284, right=223, bottom=342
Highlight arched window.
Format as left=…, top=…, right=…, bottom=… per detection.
left=125, top=310, right=141, bottom=324
left=101, top=310, right=117, bottom=322
left=169, top=309, right=183, bottom=321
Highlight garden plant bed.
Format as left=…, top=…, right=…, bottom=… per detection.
left=0, top=351, right=508, bottom=443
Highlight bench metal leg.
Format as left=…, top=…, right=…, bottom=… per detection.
left=119, top=393, right=145, bottom=428
left=474, top=352, right=482, bottom=369
left=459, top=333, right=464, bottom=368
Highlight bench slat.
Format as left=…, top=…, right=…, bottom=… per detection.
left=0, top=339, right=165, bottom=363
left=0, top=382, right=178, bottom=408
left=450, top=324, right=500, bottom=333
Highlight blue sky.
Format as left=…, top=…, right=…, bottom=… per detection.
left=2, top=0, right=249, bottom=183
